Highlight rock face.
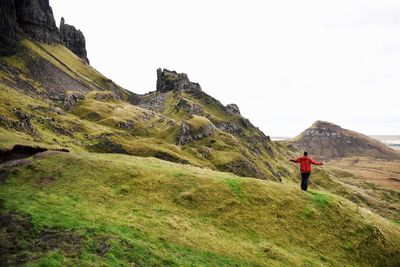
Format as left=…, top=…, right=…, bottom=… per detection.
left=0, top=0, right=88, bottom=59
left=157, top=68, right=202, bottom=93
left=14, top=0, right=60, bottom=43
left=292, top=120, right=400, bottom=159
left=60, top=18, right=89, bottom=64
left=0, top=0, right=20, bottom=55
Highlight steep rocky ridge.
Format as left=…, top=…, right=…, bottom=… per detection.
left=0, top=50, right=290, bottom=180
left=0, top=0, right=291, bottom=181
left=291, top=120, right=400, bottom=159
left=138, top=68, right=284, bottom=179
left=0, top=0, right=88, bottom=62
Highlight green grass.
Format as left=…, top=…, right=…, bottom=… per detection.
left=1, top=37, right=400, bottom=266
left=0, top=152, right=399, bottom=266
left=302, top=206, right=315, bottom=219
left=224, top=177, right=244, bottom=203
left=308, top=190, right=332, bottom=209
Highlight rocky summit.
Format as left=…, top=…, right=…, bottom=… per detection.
left=156, top=68, right=202, bottom=93
left=291, top=120, right=400, bottom=159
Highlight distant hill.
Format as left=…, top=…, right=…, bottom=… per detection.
left=291, top=121, right=400, bottom=159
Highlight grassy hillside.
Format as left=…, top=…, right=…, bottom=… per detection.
left=1, top=38, right=400, bottom=266
left=1, top=151, right=399, bottom=266
left=0, top=39, right=293, bottom=181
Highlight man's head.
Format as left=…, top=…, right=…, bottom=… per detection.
left=303, top=151, right=308, bottom=156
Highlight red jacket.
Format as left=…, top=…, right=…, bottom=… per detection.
left=290, top=156, right=322, bottom=173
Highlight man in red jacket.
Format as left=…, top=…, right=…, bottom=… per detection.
left=289, top=151, right=325, bottom=191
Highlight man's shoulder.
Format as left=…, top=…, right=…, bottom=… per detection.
left=298, top=156, right=307, bottom=162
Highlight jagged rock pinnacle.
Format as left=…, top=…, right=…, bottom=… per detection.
left=60, top=17, right=89, bottom=64
left=156, top=68, right=202, bottom=93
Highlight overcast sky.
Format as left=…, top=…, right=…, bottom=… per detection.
left=51, top=0, right=400, bottom=136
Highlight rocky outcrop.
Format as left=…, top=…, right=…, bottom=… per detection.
left=138, top=93, right=167, bottom=113
left=62, top=91, right=85, bottom=111
left=0, top=109, right=38, bottom=136
left=0, top=0, right=20, bottom=55
left=116, top=120, right=134, bottom=130
left=14, top=0, right=60, bottom=43
left=157, top=68, right=202, bottom=93
left=215, top=121, right=242, bottom=135
left=292, top=121, right=400, bottom=159
left=175, top=98, right=203, bottom=115
left=226, top=104, right=240, bottom=115
left=177, top=122, right=215, bottom=145
left=60, top=18, right=89, bottom=64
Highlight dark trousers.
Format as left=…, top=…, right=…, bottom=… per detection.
left=301, top=172, right=311, bottom=191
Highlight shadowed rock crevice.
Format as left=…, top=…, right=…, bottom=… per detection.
left=0, top=145, right=48, bottom=163
left=0, top=145, right=69, bottom=164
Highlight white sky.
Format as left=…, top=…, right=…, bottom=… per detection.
left=51, top=0, right=400, bottom=136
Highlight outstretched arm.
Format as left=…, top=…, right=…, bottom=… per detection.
left=289, top=158, right=299, bottom=163
left=310, top=158, right=325, bottom=165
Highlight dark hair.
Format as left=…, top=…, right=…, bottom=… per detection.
left=304, top=151, right=308, bottom=156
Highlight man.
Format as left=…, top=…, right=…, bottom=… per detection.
left=289, top=151, right=325, bottom=191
